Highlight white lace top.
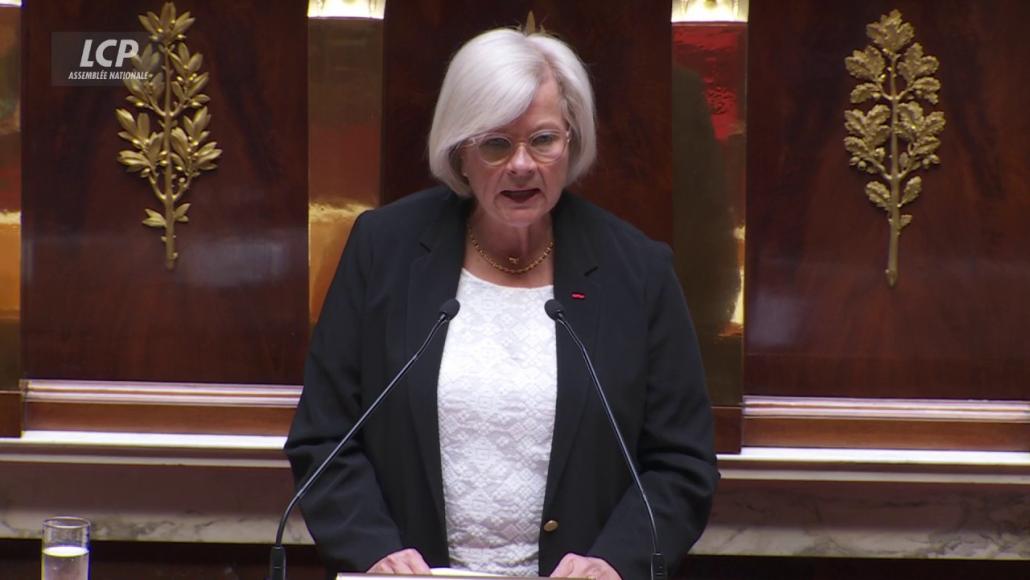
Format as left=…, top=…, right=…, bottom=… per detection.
left=437, top=268, right=557, bottom=576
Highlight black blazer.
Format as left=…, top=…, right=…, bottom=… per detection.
left=285, top=186, right=719, bottom=579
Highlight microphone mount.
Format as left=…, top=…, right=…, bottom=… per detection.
left=545, top=298, right=666, bottom=580
left=269, top=298, right=460, bottom=580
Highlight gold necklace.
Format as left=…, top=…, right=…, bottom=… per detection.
left=467, top=225, right=554, bottom=275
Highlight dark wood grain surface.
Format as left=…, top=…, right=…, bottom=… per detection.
left=21, top=0, right=308, bottom=384
left=745, top=0, right=1030, bottom=399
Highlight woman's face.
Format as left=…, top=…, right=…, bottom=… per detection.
left=460, top=77, right=570, bottom=230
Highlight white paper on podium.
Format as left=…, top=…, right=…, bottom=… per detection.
left=337, top=568, right=503, bottom=579
left=428, top=569, right=504, bottom=577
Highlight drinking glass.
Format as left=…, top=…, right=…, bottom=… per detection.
left=41, top=516, right=90, bottom=580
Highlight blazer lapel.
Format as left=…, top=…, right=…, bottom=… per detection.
left=544, top=193, right=601, bottom=514
left=405, top=193, right=468, bottom=532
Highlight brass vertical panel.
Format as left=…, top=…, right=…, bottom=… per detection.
left=308, top=17, right=381, bottom=324
left=671, top=22, right=746, bottom=407
left=0, top=5, right=19, bottom=394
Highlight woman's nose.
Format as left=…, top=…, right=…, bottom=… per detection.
left=506, top=143, right=536, bottom=174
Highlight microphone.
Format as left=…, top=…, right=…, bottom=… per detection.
left=269, top=298, right=461, bottom=580
left=544, top=299, right=666, bottom=580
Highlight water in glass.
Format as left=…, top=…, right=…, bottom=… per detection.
left=42, top=545, right=89, bottom=580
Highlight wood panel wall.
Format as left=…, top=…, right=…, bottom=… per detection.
left=21, top=0, right=308, bottom=385
left=745, top=0, right=1030, bottom=400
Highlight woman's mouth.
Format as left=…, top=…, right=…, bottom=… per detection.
left=502, top=188, right=540, bottom=203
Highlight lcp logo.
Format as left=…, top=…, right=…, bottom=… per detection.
left=52, top=32, right=151, bottom=86
left=79, top=38, right=140, bottom=68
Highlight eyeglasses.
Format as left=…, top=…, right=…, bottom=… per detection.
left=465, top=129, right=571, bottom=166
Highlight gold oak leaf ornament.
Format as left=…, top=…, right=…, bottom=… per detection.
left=844, top=10, right=945, bottom=287
left=524, top=11, right=541, bottom=34
left=116, top=2, right=221, bottom=270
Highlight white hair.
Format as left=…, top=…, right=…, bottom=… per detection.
left=428, top=28, right=597, bottom=195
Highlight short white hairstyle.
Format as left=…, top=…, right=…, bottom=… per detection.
left=428, top=28, right=597, bottom=195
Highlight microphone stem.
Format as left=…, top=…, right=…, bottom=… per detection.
left=270, top=311, right=452, bottom=580
left=556, top=315, right=666, bottom=580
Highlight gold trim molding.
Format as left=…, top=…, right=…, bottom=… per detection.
left=117, top=2, right=221, bottom=270
left=844, top=10, right=945, bottom=287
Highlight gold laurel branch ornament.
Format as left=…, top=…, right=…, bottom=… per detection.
left=116, top=2, right=221, bottom=270
left=523, top=11, right=544, bottom=35
left=844, top=9, right=945, bottom=287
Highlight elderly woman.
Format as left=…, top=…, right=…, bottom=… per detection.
left=286, top=28, right=718, bottom=579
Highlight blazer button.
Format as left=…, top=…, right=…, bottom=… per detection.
left=543, top=520, right=559, bottom=533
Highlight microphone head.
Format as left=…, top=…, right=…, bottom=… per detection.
left=544, top=299, right=565, bottom=321
left=440, top=298, right=461, bottom=321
